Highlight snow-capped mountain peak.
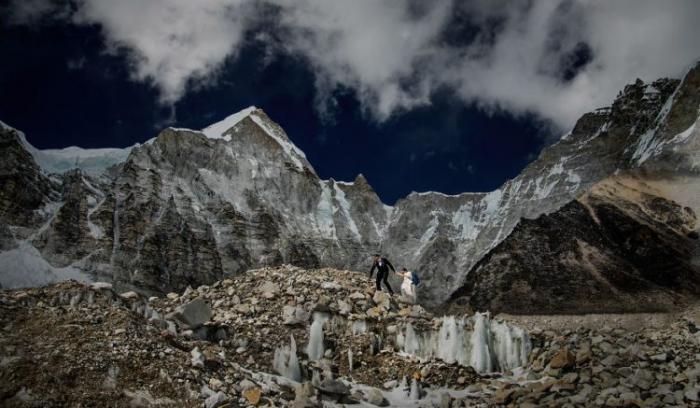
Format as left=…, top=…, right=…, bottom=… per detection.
left=201, top=106, right=309, bottom=171
left=201, top=105, right=257, bottom=140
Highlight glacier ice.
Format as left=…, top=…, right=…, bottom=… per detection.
left=350, top=319, right=368, bottom=335
left=273, top=335, right=302, bottom=382
left=409, top=378, right=421, bottom=400
left=332, top=183, right=362, bottom=241
left=399, top=312, right=530, bottom=373
left=469, top=312, right=493, bottom=372
left=0, top=242, right=92, bottom=289
left=11, top=128, right=135, bottom=176
left=306, top=312, right=330, bottom=360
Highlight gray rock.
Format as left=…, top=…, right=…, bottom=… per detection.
left=321, top=281, right=342, bottom=291
left=191, top=347, right=204, bottom=368
left=91, top=282, right=113, bottom=290
left=168, top=297, right=212, bottom=329
left=570, top=384, right=594, bottom=404
left=685, top=364, right=700, bottom=383
left=616, top=367, right=634, bottom=377
left=239, top=379, right=257, bottom=391
left=337, top=300, right=352, bottom=315
left=561, top=372, right=578, bottom=383
left=625, top=368, right=655, bottom=390
left=282, top=305, right=309, bottom=325
left=619, top=392, right=640, bottom=405
left=382, top=380, right=398, bottom=389
left=316, top=378, right=350, bottom=396
left=119, top=291, right=139, bottom=300
left=601, top=355, right=620, bottom=367
left=204, top=391, right=228, bottom=408
left=372, top=291, right=391, bottom=310
left=685, top=385, right=700, bottom=402
left=363, top=388, right=388, bottom=406
left=349, top=292, right=366, bottom=300
left=258, top=281, right=280, bottom=299
left=649, top=352, right=668, bottom=362
left=438, top=392, right=452, bottom=408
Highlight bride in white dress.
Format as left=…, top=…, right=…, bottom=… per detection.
left=396, top=267, right=416, bottom=303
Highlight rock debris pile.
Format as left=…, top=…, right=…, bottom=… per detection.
left=1, top=265, right=700, bottom=407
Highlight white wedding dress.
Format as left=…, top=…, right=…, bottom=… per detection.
left=399, top=271, right=416, bottom=300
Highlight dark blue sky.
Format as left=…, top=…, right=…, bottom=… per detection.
left=0, top=15, right=552, bottom=204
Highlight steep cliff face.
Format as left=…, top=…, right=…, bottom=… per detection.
left=451, top=176, right=700, bottom=314
left=1, top=63, right=699, bottom=306
left=0, top=123, right=59, bottom=235
left=31, top=170, right=103, bottom=267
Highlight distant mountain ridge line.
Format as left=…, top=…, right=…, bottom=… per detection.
left=0, top=61, right=698, bottom=311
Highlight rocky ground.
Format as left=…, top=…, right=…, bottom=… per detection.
left=1, top=266, right=700, bottom=407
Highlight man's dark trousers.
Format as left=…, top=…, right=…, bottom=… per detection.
left=376, top=269, right=393, bottom=294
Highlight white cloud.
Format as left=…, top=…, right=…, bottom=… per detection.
left=5, top=0, right=255, bottom=103
left=442, top=0, right=700, bottom=128
left=71, top=0, right=255, bottom=103
left=268, top=0, right=453, bottom=120
left=5, top=0, right=700, bottom=129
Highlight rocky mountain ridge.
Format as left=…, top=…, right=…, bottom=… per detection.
left=1, top=62, right=699, bottom=310
left=452, top=175, right=700, bottom=314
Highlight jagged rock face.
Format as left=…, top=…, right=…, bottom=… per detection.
left=452, top=176, right=700, bottom=314
left=0, top=126, right=58, bottom=233
left=1, top=62, right=699, bottom=306
left=85, top=110, right=389, bottom=293
left=32, top=170, right=101, bottom=267
left=631, top=64, right=700, bottom=174
left=385, top=74, right=689, bottom=305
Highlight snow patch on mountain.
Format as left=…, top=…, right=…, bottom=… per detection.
left=483, top=189, right=503, bottom=215
left=630, top=84, right=679, bottom=165
left=197, top=168, right=247, bottom=210
left=333, top=183, right=361, bottom=241
left=315, top=181, right=338, bottom=240
left=3, top=124, right=135, bottom=176
left=201, top=106, right=257, bottom=140
left=414, top=191, right=464, bottom=198
left=415, top=213, right=439, bottom=256
left=201, top=107, right=308, bottom=171
left=670, top=121, right=697, bottom=145
left=452, top=203, right=481, bottom=241
left=0, top=242, right=92, bottom=289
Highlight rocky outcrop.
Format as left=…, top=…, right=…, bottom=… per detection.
left=452, top=176, right=700, bottom=314
left=0, top=124, right=58, bottom=232
left=32, top=170, right=99, bottom=266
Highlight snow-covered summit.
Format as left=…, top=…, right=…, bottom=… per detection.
left=201, top=106, right=309, bottom=171
left=201, top=106, right=257, bottom=140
